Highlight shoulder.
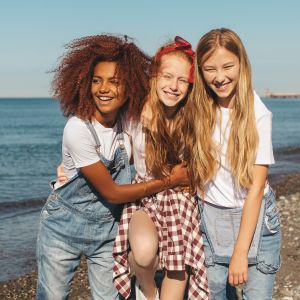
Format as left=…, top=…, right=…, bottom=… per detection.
left=63, top=116, right=91, bottom=143
left=64, top=116, right=89, bottom=134
left=253, top=91, right=272, bottom=121
left=64, top=116, right=86, bottom=129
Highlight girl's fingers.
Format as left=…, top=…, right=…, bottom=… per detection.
left=233, top=274, right=240, bottom=286
left=238, top=274, right=244, bottom=285
left=243, top=271, right=248, bottom=283
left=229, top=272, right=247, bottom=286
left=58, top=175, right=68, bottom=184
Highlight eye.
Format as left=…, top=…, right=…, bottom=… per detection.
left=110, top=78, right=120, bottom=85
left=224, top=65, right=234, bottom=70
left=161, top=74, right=172, bottom=80
left=203, top=68, right=215, bottom=72
left=92, top=78, right=101, bottom=84
left=179, top=78, right=189, bottom=84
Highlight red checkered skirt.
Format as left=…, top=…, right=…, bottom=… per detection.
left=113, top=176, right=209, bottom=299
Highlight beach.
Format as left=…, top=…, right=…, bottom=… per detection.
left=1, top=172, right=299, bottom=300
left=0, top=98, right=299, bottom=299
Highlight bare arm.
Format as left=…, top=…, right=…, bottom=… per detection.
left=228, top=164, right=268, bottom=286
left=57, top=160, right=187, bottom=204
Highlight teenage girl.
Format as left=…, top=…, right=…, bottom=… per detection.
left=36, top=35, right=188, bottom=300
left=113, top=36, right=209, bottom=300
left=187, top=28, right=281, bottom=299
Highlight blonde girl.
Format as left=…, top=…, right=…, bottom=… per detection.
left=188, top=28, right=281, bottom=299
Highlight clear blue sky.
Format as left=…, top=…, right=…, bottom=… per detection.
left=1, top=0, right=299, bottom=97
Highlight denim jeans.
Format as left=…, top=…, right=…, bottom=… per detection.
left=36, top=192, right=121, bottom=299
left=36, top=122, right=131, bottom=300
left=199, top=188, right=281, bottom=300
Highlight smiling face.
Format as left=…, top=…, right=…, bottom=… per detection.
left=156, top=54, right=191, bottom=116
left=202, top=47, right=240, bottom=107
left=91, top=61, right=127, bottom=126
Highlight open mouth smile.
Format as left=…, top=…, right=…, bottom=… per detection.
left=164, top=91, right=180, bottom=98
left=96, top=96, right=114, bottom=102
left=214, top=82, right=231, bottom=91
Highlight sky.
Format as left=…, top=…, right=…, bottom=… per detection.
left=1, top=0, right=299, bottom=97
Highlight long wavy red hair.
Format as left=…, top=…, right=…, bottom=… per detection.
left=144, top=43, right=194, bottom=178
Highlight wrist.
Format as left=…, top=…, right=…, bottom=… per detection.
left=164, top=175, right=172, bottom=189
left=233, top=245, right=248, bottom=257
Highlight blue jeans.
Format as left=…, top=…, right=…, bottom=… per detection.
left=199, top=188, right=281, bottom=299
left=36, top=193, right=120, bottom=299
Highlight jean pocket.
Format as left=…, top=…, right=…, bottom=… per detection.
left=263, top=192, right=281, bottom=235
left=257, top=254, right=281, bottom=274
left=41, top=195, right=62, bottom=221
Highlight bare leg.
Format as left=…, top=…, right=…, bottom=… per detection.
left=128, top=210, right=159, bottom=300
left=160, top=270, right=188, bottom=300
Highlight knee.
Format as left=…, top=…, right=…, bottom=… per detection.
left=131, top=239, right=157, bottom=268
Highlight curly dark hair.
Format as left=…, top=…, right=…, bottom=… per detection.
left=51, top=34, right=152, bottom=120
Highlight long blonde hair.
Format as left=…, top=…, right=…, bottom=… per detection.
left=188, top=28, right=258, bottom=192
left=145, top=47, right=194, bottom=179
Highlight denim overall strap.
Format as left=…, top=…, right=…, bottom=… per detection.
left=116, top=117, right=125, bottom=150
left=85, top=121, right=101, bottom=155
left=85, top=118, right=125, bottom=156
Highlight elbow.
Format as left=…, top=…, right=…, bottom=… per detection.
left=102, top=189, right=123, bottom=204
left=105, top=195, right=120, bottom=204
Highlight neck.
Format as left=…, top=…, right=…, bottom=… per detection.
left=217, top=95, right=235, bottom=109
left=94, top=111, right=118, bottom=128
left=163, top=105, right=178, bottom=119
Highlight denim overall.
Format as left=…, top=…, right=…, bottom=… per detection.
left=36, top=120, right=131, bottom=300
left=199, top=187, right=281, bottom=300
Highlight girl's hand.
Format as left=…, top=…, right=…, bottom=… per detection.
left=57, top=163, right=69, bottom=185
left=169, top=162, right=189, bottom=187
left=228, top=251, right=248, bottom=286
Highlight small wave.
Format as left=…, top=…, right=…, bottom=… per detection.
left=274, top=146, right=300, bottom=155
left=0, top=198, right=45, bottom=213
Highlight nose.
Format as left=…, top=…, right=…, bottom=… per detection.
left=99, top=80, right=109, bottom=93
left=169, top=78, right=179, bottom=91
left=214, top=70, right=226, bottom=84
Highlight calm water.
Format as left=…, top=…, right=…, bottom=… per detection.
left=0, top=97, right=299, bottom=282
left=0, top=98, right=299, bottom=205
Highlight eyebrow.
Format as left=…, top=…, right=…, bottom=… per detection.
left=203, top=61, right=236, bottom=67
left=160, top=72, right=188, bottom=78
left=92, top=75, right=120, bottom=79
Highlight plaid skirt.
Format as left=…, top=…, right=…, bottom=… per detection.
left=113, top=176, right=209, bottom=299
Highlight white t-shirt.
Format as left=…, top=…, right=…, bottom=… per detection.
left=124, top=119, right=153, bottom=179
left=61, top=116, right=131, bottom=181
left=200, top=92, right=275, bottom=208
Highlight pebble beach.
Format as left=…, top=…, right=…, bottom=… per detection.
left=0, top=172, right=299, bottom=300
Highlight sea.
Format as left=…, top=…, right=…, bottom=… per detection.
left=0, top=97, right=299, bottom=282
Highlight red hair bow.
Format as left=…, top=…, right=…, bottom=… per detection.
left=155, top=36, right=195, bottom=83
left=156, top=36, right=195, bottom=60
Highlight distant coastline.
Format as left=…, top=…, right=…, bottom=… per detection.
left=264, top=90, right=300, bottom=99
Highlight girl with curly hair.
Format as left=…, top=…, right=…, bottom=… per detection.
left=113, top=37, right=209, bottom=300
left=187, top=28, right=281, bottom=299
left=36, top=34, right=189, bottom=300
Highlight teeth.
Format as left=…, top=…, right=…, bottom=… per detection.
left=98, top=96, right=112, bottom=101
left=165, top=91, right=179, bottom=96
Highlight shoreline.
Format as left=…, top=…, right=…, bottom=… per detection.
left=1, top=172, right=299, bottom=299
